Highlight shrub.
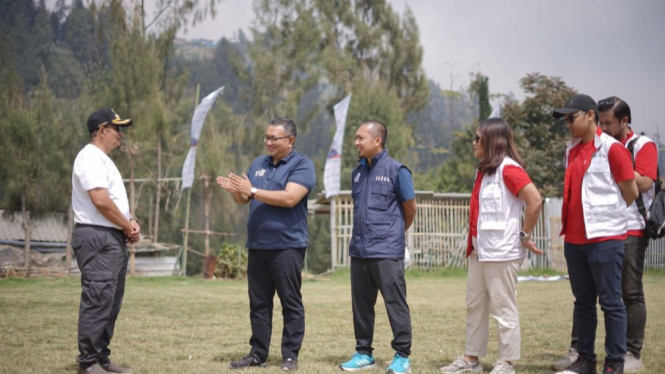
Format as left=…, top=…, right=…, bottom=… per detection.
left=215, top=242, right=247, bottom=279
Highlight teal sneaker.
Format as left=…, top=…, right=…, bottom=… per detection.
left=386, top=354, right=411, bottom=374
left=340, top=352, right=376, bottom=371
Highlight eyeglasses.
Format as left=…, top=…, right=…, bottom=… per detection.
left=104, top=124, right=122, bottom=133
left=263, top=135, right=290, bottom=143
left=474, top=134, right=481, bottom=142
left=563, top=111, right=585, bottom=124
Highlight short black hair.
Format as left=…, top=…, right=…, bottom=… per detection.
left=270, top=117, right=297, bottom=137
left=598, top=96, right=631, bottom=124
left=361, top=119, right=387, bottom=148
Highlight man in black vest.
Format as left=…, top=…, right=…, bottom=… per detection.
left=339, top=120, right=417, bottom=374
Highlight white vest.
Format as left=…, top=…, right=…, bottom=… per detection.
left=565, top=132, right=627, bottom=239
left=477, top=157, right=525, bottom=262
left=626, top=134, right=657, bottom=231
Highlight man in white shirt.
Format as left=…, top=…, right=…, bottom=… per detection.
left=71, top=108, right=140, bottom=374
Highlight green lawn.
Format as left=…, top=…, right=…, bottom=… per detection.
left=1, top=271, right=664, bottom=374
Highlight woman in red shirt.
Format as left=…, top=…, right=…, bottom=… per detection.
left=440, top=118, right=542, bottom=374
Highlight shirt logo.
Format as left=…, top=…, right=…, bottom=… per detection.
left=354, top=173, right=360, bottom=183
left=255, top=169, right=266, bottom=177
left=374, top=176, right=391, bottom=183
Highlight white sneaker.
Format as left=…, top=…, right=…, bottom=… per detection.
left=551, top=348, right=579, bottom=371
left=623, top=352, right=645, bottom=373
left=440, top=356, right=482, bottom=373
left=489, top=360, right=514, bottom=374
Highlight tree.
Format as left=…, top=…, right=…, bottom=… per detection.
left=471, top=74, right=491, bottom=120
left=0, top=0, right=54, bottom=91
left=340, top=76, right=412, bottom=188
left=430, top=124, right=477, bottom=193
left=0, top=71, right=78, bottom=273
left=143, top=0, right=225, bottom=34
left=315, top=0, right=429, bottom=114
left=60, top=0, right=98, bottom=68
left=503, top=73, right=576, bottom=197
left=433, top=72, right=576, bottom=196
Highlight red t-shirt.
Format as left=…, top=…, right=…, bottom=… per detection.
left=562, top=128, right=635, bottom=244
left=622, top=130, right=658, bottom=180
left=469, top=165, right=533, bottom=239
left=622, top=130, right=658, bottom=236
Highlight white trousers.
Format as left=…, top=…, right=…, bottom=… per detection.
left=465, top=246, right=522, bottom=361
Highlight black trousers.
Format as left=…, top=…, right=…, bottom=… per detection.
left=247, top=248, right=306, bottom=361
left=568, top=236, right=648, bottom=358
left=71, top=224, right=128, bottom=366
left=350, top=257, right=412, bottom=357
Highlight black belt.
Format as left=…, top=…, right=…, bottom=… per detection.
left=74, top=223, right=124, bottom=236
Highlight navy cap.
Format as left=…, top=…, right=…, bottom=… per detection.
left=552, top=94, right=598, bottom=119
left=86, top=108, right=133, bottom=133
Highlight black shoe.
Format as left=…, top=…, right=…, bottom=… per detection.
left=281, top=357, right=298, bottom=371
left=229, top=353, right=266, bottom=369
left=602, top=359, right=624, bottom=374
left=100, top=361, right=132, bottom=374
left=77, top=363, right=110, bottom=374
left=558, top=355, right=597, bottom=374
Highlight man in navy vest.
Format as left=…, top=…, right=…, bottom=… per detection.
left=339, top=120, right=417, bottom=374
left=217, top=117, right=316, bottom=372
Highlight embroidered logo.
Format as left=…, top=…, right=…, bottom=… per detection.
left=354, top=173, right=360, bottom=183
left=255, top=169, right=266, bottom=177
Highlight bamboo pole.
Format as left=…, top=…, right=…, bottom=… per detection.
left=22, top=193, right=31, bottom=275
left=202, top=174, right=211, bottom=259
left=182, top=84, right=200, bottom=276
left=153, top=137, right=162, bottom=242
left=330, top=198, right=337, bottom=268
left=129, top=145, right=137, bottom=277
left=65, top=202, right=73, bottom=274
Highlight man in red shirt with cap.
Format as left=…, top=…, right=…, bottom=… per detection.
left=553, top=97, right=657, bottom=373
left=552, top=94, right=638, bottom=374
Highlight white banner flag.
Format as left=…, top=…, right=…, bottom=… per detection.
left=488, top=101, right=501, bottom=119
left=181, top=86, right=224, bottom=190
left=324, top=94, right=352, bottom=198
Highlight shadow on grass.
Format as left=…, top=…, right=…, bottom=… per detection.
left=63, top=363, right=79, bottom=372
left=320, top=354, right=352, bottom=366
left=213, top=348, right=252, bottom=363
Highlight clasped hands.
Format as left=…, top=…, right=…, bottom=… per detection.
left=124, top=219, right=141, bottom=244
left=216, top=173, right=253, bottom=199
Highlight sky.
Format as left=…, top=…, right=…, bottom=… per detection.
left=128, top=1, right=665, bottom=137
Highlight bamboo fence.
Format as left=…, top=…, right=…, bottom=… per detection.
left=320, top=192, right=665, bottom=270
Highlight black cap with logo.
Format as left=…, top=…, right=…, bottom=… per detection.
left=552, top=94, right=598, bottom=119
left=86, top=108, right=133, bottom=133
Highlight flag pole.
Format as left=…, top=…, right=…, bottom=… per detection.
left=182, top=84, right=200, bottom=276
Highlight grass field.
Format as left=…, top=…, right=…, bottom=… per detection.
left=1, top=270, right=664, bottom=374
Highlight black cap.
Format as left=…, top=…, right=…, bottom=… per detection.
left=552, top=94, right=598, bottom=119
left=86, top=108, right=133, bottom=133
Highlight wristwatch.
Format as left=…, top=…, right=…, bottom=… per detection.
left=250, top=187, right=257, bottom=200
left=519, top=230, right=531, bottom=241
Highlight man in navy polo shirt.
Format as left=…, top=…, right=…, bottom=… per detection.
left=339, top=120, right=417, bottom=374
left=216, top=117, right=316, bottom=372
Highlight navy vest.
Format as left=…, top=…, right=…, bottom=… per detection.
left=349, top=150, right=407, bottom=259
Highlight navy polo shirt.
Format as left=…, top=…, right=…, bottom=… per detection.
left=246, top=150, right=316, bottom=250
